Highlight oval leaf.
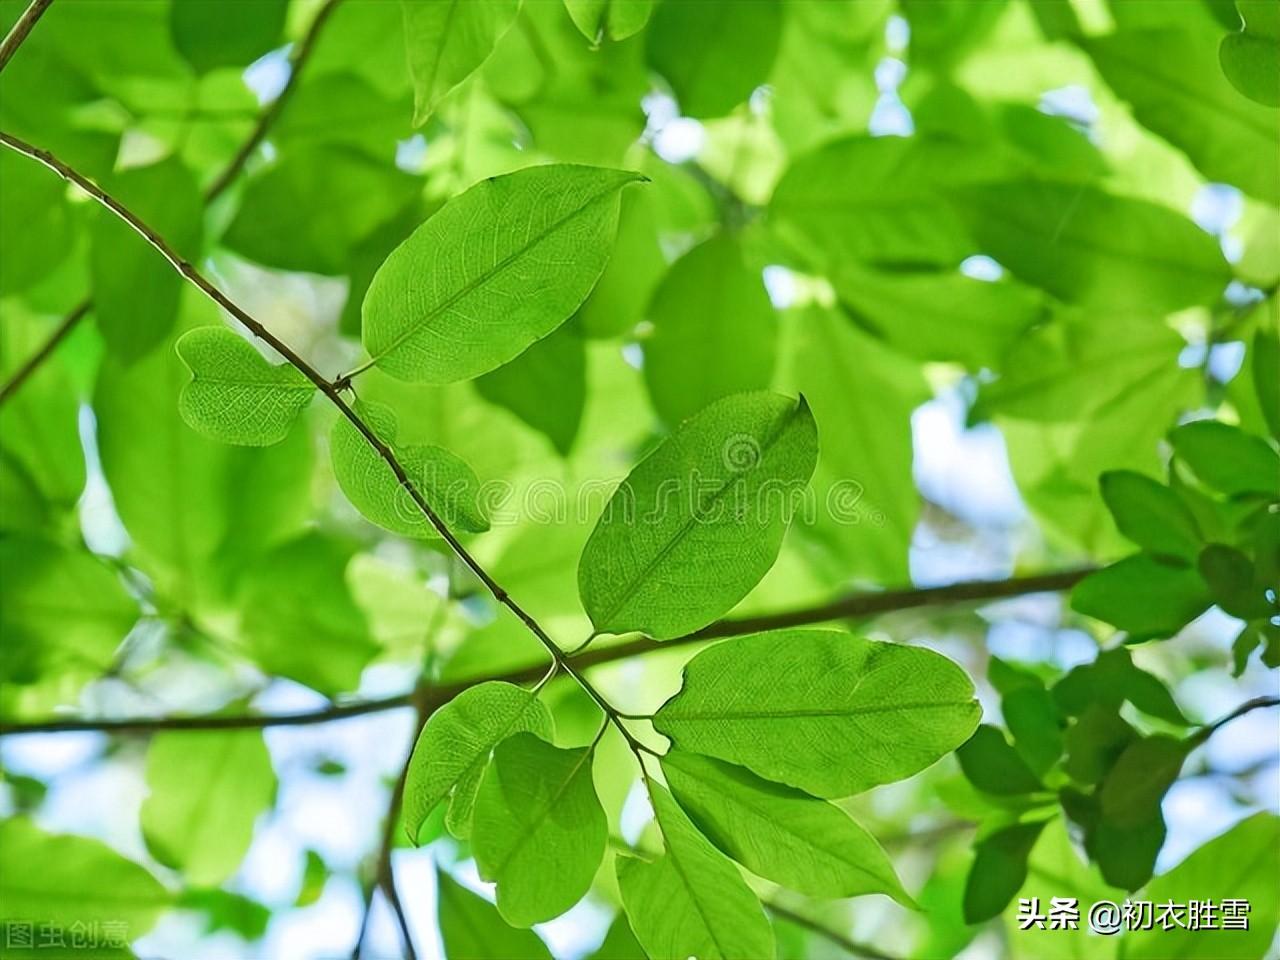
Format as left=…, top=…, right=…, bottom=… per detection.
left=653, top=629, right=981, bottom=797
left=176, top=326, right=315, bottom=446
left=330, top=400, right=489, bottom=538
left=362, top=164, right=643, bottom=383
left=402, top=0, right=521, bottom=126
left=472, top=733, right=607, bottom=927
left=617, top=783, right=773, bottom=960
left=578, top=391, right=818, bottom=639
left=402, top=682, right=553, bottom=842
left=662, top=750, right=913, bottom=905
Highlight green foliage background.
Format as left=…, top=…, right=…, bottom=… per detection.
left=0, top=0, right=1278, bottom=958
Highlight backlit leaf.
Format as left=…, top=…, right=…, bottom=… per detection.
left=437, top=870, right=553, bottom=960
left=402, top=0, right=521, bottom=126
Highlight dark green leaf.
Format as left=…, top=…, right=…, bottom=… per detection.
left=963, top=820, right=1047, bottom=924
left=1099, top=469, right=1202, bottom=561
left=1071, top=555, right=1213, bottom=640
left=170, top=0, right=287, bottom=73
left=565, top=0, right=653, bottom=42
left=476, top=325, right=586, bottom=456
left=437, top=870, right=553, bottom=960
left=956, top=726, right=1045, bottom=796
left=1170, top=420, right=1280, bottom=496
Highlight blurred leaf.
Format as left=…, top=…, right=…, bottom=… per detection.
left=578, top=392, right=817, bottom=639
left=476, top=325, right=586, bottom=456
left=1099, top=470, right=1202, bottom=561
left=402, top=0, right=520, bottom=125
left=1220, top=0, right=1280, bottom=106
left=437, top=870, right=553, bottom=960
left=362, top=164, right=641, bottom=382
left=178, top=888, right=272, bottom=941
left=1052, top=647, right=1189, bottom=726
left=294, top=850, right=329, bottom=908
left=565, top=0, right=653, bottom=42
left=170, top=0, right=287, bottom=73
left=1170, top=419, right=1280, bottom=496
left=1064, top=705, right=1137, bottom=786
left=662, top=750, right=913, bottom=904
left=0, top=149, right=74, bottom=296
left=963, top=820, right=1047, bottom=924
left=644, top=0, right=782, bottom=118
left=1200, top=543, right=1276, bottom=619
left=402, top=682, right=554, bottom=842
left=957, top=726, right=1045, bottom=796
left=654, top=629, right=981, bottom=797
left=1071, top=555, right=1212, bottom=640
left=1097, top=734, right=1187, bottom=826
left=473, top=733, right=607, bottom=926
left=617, top=783, right=774, bottom=960
left=642, top=232, right=776, bottom=426
left=141, top=731, right=277, bottom=886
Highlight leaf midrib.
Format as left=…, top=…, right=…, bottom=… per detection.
left=661, top=698, right=977, bottom=723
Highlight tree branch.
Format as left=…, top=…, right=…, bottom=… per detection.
left=765, top=900, right=899, bottom=960
left=0, top=0, right=53, bottom=72
left=0, top=0, right=343, bottom=407
left=0, top=567, right=1092, bottom=736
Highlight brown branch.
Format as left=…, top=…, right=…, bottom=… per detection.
left=0, top=567, right=1092, bottom=737
left=1191, top=695, right=1280, bottom=745
left=0, top=0, right=52, bottom=72
left=0, top=0, right=342, bottom=406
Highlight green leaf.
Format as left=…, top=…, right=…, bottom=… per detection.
left=1001, top=685, right=1065, bottom=778
left=1060, top=787, right=1166, bottom=891
left=402, top=681, right=553, bottom=842
left=782, top=307, right=928, bottom=583
left=588, top=914, right=647, bottom=960
left=1064, top=705, right=1137, bottom=785
left=662, top=750, right=913, bottom=904
left=0, top=149, right=73, bottom=296
left=362, top=164, right=642, bottom=382
left=175, top=326, right=316, bottom=446
left=140, top=731, right=277, bottom=886
left=642, top=233, right=777, bottom=427
left=578, top=391, right=818, bottom=639
left=1200, top=543, right=1276, bottom=620
left=953, top=181, right=1231, bottom=313
left=89, top=158, right=203, bottom=362
left=1220, top=0, right=1280, bottom=107
left=222, top=146, right=422, bottom=275
left=1126, top=813, right=1280, bottom=960
left=1052, top=647, right=1188, bottom=726
left=402, top=0, right=521, bottom=126
left=0, top=538, right=138, bottom=690
left=330, top=399, right=490, bottom=539
left=170, top=0, right=287, bottom=73
left=617, top=783, right=774, bottom=960
left=1099, top=470, right=1202, bottom=561
left=1098, top=734, right=1187, bottom=826
left=239, top=532, right=377, bottom=695
left=644, top=0, right=783, bottom=118
left=956, top=725, right=1045, bottom=796
left=963, top=820, right=1048, bottom=924
left=437, top=870, right=553, bottom=960
left=1254, top=327, right=1280, bottom=441
left=1071, top=555, right=1212, bottom=640
left=1083, top=27, right=1280, bottom=203
left=565, top=0, right=653, bottom=42
left=475, top=325, right=585, bottom=456
left=0, top=818, right=170, bottom=950
left=573, top=187, right=668, bottom=338
left=831, top=263, right=1045, bottom=369
left=653, top=629, right=981, bottom=797
left=472, top=732, right=606, bottom=926
left=1170, top=420, right=1280, bottom=496
left=771, top=135, right=1006, bottom=270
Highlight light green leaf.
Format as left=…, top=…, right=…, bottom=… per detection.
left=573, top=187, right=668, bottom=338
left=953, top=181, right=1231, bottom=313
left=176, top=326, right=315, bottom=446
left=1220, top=1, right=1280, bottom=107
left=141, top=731, right=277, bottom=886
left=239, top=532, right=378, bottom=695
left=402, top=0, right=521, bottom=126
left=0, top=149, right=73, bottom=296
left=402, top=681, right=554, bottom=842
left=1170, top=419, right=1280, bottom=496
left=1071, top=555, right=1213, bottom=640
left=644, top=0, right=783, bottom=118
left=588, top=913, right=647, bottom=960
left=832, top=263, right=1045, bottom=369
left=330, top=400, right=489, bottom=538
left=0, top=537, right=138, bottom=690
left=362, top=163, right=641, bottom=382
left=578, top=391, right=818, bottom=640
left=653, top=629, right=981, bottom=797
left=617, top=783, right=774, bottom=960
left=1084, top=27, right=1280, bottom=203
left=1099, top=470, right=1202, bottom=561
left=476, top=325, right=586, bottom=456
left=472, top=733, right=606, bottom=926
left=565, top=0, right=653, bottom=42
left=1126, top=813, right=1280, bottom=960
left=662, top=750, right=913, bottom=904
left=770, top=134, right=1009, bottom=270
left=437, top=870, right=553, bottom=960
left=0, top=818, right=170, bottom=951
left=642, top=233, right=777, bottom=427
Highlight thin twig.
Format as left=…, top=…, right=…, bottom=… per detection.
left=0, top=0, right=343, bottom=406
left=765, top=901, right=900, bottom=960
left=0, top=567, right=1094, bottom=736
left=1191, top=695, right=1280, bottom=745
left=0, top=0, right=52, bottom=72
